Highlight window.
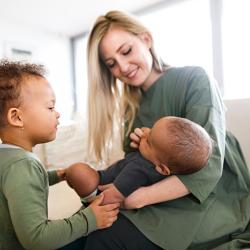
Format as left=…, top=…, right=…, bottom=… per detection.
left=140, top=0, right=213, bottom=75
left=222, top=0, right=250, bottom=99
left=73, top=35, right=88, bottom=120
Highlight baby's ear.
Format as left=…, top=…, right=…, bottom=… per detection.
left=155, top=163, right=171, bottom=176
left=7, top=108, right=24, bottom=128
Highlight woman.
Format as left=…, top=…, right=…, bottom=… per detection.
left=85, top=10, right=250, bottom=249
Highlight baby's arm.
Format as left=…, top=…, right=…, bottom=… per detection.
left=66, top=163, right=124, bottom=205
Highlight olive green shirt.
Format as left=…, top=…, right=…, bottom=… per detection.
left=0, top=145, right=96, bottom=250
left=122, top=67, right=250, bottom=249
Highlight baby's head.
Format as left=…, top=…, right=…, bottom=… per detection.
left=0, top=60, right=60, bottom=150
left=139, top=116, right=213, bottom=175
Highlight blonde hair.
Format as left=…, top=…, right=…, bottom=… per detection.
left=87, top=10, right=168, bottom=161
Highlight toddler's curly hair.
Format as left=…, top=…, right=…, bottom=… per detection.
left=0, top=60, right=46, bottom=127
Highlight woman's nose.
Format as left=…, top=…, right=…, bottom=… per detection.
left=118, top=59, right=129, bottom=74
left=56, top=111, right=60, bottom=118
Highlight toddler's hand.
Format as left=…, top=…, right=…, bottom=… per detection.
left=89, top=193, right=119, bottom=229
left=129, top=128, right=143, bottom=148
left=98, top=183, right=113, bottom=192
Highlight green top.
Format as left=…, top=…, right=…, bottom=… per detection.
left=122, top=67, right=250, bottom=249
left=0, top=145, right=96, bottom=250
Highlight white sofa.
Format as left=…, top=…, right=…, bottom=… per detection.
left=48, top=98, right=250, bottom=219
left=224, top=98, right=250, bottom=167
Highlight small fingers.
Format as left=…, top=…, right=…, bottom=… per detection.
left=134, top=128, right=143, bottom=137
left=103, top=202, right=120, bottom=211
left=98, top=184, right=112, bottom=191
left=129, top=128, right=143, bottom=149
left=130, top=141, right=139, bottom=149
left=130, top=132, right=140, bottom=142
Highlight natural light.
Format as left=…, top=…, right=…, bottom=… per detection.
left=74, top=0, right=250, bottom=119
left=140, top=0, right=213, bottom=75
left=222, top=0, right=250, bottom=99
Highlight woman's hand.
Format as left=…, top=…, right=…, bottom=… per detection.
left=129, top=128, right=143, bottom=149
left=89, top=193, right=120, bottom=229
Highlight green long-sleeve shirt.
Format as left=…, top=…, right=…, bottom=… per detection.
left=0, top=145, right=96, bottom=250
left=122, top=67, right=250, bottom=249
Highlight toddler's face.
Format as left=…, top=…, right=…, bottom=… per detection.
left=20, top=76, right=60, bottom=146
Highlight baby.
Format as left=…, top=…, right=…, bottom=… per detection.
left=66, top=116, right=213, bottom=205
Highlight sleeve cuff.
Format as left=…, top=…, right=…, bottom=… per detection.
left=83, top=206, right=97, bottom=234
left=47, top=170, right=60, bottom=185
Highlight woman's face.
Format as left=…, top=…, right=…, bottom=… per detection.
left=99, top=26, right=157, bottom=90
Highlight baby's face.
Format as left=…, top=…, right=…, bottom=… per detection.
left=139, top=127, right=159, bottom=165
left=139, top=118, right=172, bottom=164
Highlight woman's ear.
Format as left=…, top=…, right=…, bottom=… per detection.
left=155, top=163, right=171, bottom=176
left=7, top=108, right=24, bottom=128
left=139, top=32, right=152, bottom=49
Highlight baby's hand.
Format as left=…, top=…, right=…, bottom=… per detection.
left=129, top=128, right=143, bottom=148
left=89, top=193, right=119, bottom=229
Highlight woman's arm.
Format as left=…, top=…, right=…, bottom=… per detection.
left=126, top=67, right=226, bottom=204
left=123, top=175, right=189, bottom=209
left=125, top=128, right=190, bottom=209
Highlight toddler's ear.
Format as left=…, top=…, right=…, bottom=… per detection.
left=7, top=108, right=24, bottom=128
left=155, top=163, right=171, bottom=176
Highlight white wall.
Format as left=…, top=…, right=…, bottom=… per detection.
left=0, top=20, right=73, bottom=122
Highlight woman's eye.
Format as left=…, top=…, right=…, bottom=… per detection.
left=49, top=107, right=55, bottom=111
left=106, top=59, right=116, bottom=68
left=123, top=48, right=131, bottom=55
left=107, top=62, right=115, bottom=68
